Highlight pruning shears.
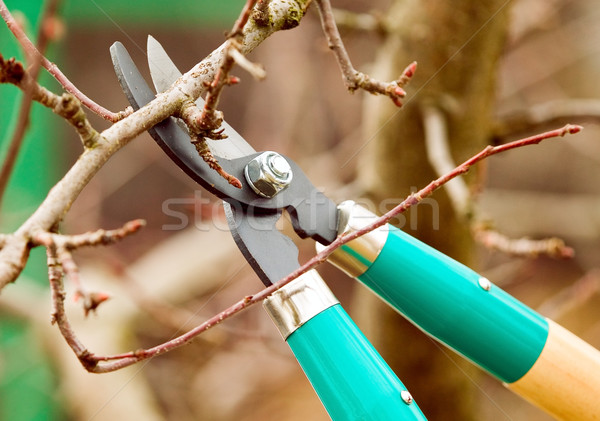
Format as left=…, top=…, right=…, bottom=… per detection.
left=110, top=37, right=600, bottom=420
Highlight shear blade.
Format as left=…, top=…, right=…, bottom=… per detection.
left=146, top=35, right=255, bottom=160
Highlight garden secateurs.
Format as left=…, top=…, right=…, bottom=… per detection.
left=110, top=37, right=600, bottom=421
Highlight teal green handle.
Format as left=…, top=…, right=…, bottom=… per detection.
left=357, top=225, right=548, bottom=383
left=286, top=304, right=426, bottom=420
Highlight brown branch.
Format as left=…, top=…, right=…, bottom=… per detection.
left=286, top=125, right=582, bottom=284
left=315, top=0, right=416, bottom=106
left=229, top=47, right=266, bottom=80
left=0, top=0, right=314, bottom=371
left=0, top=0, right=127, bottom=122
left=34, top=220, right=144, bottom=317
left=63, top=124, right=581, bottom=373
left=473, top=225, right=575, bottom=259
left=46, top=245, right=98, bottom=371
left=33, top=219, right=145, bottom=250
left=0, top=55, right=99, bottom=148
left=493, top=98, right=600, bottom=142
left=54, top=245, right=111, bottom=317
left=0, top=83, right=35, bottom=205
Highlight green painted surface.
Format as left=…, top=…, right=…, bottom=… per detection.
left=1, top=2, right=66, bottom=420
left=357, top=225, right=549, bottom=383
left=287, top=305, right=426, bottom=420
left=63, top=0, right=245, bottom=27
left=0, top=318, right=63, bottom=421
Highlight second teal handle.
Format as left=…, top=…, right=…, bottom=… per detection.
left=355, top=225, right=549, bottom=383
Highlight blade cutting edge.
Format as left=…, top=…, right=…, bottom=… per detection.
left=147, top=35, right=255, bottom=159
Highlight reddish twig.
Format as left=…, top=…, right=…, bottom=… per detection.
left=315, top=0, right=416, bottom=106
left=65, top=124, right=581, bottom=373
left=33, top=219, right=145, bottom=250
left=176, top=0, right=259, bottom=188
left=34, top=219, right=144, bottom=318
left=46, top=245, right=98, bottom=371
left=0, top=0, right=127, bottom=122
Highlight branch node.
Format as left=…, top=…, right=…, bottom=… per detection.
left=0, top=53, right=25, bottom=84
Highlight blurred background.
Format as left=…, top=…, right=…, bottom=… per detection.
left=0, top=0, right=599, bottom=419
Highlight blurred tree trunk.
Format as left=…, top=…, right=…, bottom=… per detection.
left=356, top=1, right=511, bottom=419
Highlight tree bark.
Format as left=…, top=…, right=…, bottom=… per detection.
left=357, top=1, right=511, bottom=418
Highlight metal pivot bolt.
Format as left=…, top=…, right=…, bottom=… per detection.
left=244, top=151, right=293, bottom=198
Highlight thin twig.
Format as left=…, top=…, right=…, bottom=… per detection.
left=315, top=0, right=416, bottom=106
left=473, top=226, right=575, bottom=259
left=0, top=55, right=99, bottom=148
left=422, top=105, right=576, bottom=258
left=69, top=124, right=580, bottom=373
left=229, top=47, right=266, bottom=80
left=46, top=245, right=98, bottom=371
left=0, top=0, right=124, bottom=122
left=494, top=98, right=600, bottom=141
left=33, top=219, right=146, bottom=250
left=34, top=219, right=144, bottom=316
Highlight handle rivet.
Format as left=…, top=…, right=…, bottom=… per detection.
left=401, top=390, right=413, bottom=405
left=478, top=277, right=492, bottom=291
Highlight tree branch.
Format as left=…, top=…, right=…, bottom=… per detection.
left=175, top=0, right=268, bottom=188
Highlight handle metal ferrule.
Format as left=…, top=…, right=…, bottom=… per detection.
left=263, top=269, right=426, bottom=420
left=316, top=200, right=388, bottom=278
left=263, top=270, right=338, bottom=339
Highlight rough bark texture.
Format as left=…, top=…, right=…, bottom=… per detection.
left=357, top=1, right=511, bottom=418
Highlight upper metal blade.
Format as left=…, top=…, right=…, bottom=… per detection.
left=147, top=35, right=183, bottom=94
left=147, top=35, right=255, bottom=160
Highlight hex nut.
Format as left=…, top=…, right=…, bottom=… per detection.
left=244, top=151, right=293, bottom=198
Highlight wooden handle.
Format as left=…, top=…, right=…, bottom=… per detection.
left=506, top=320, right=600, bottom=420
